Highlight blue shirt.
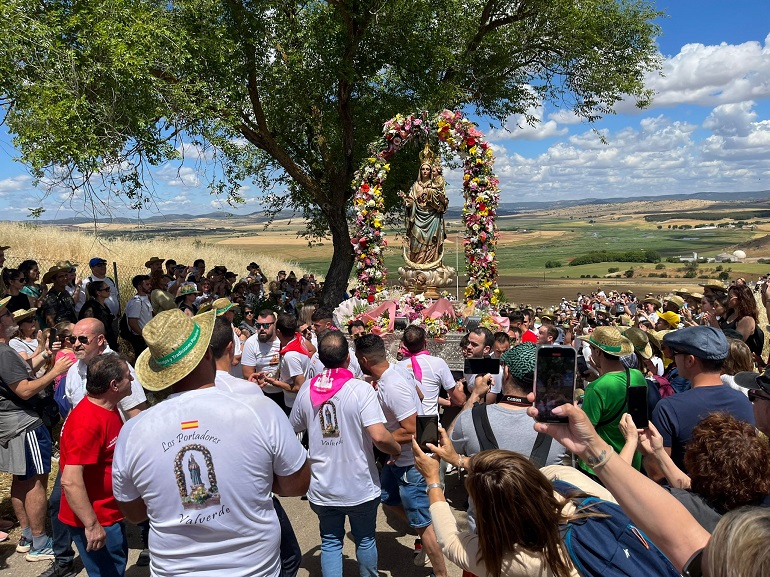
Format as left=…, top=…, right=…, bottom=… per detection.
left=652, top=384, right=755, bottom=471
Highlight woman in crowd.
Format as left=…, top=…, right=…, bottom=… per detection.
left=721, top=338, right=754, bottom=394
left=52, top=321, right=76, bottom=389
left=239, top=305, right=257, bottom=337
left=18, top=259, right=45, bottom=307
left=720, top=283, right=762, bottom=356
left=530, top=400, right=770, bottom=577
left=176, top=283, right=199, bottom=317
left=79, top=280, right=118, bottom=349
left=64, top=264, right=83, bottom=309
left=1, top=268, right=34, bottom=312
left=9, top=308, right=47, bottom=377
left=700, top=292, right=729, bottom=328
left=413, top=430, right=612, bottom=577
left=149, top=270, right=176, bottom=314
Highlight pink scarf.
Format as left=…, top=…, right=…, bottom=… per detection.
left=310, top=368, right=354, bottom=408
left=401, top=349, right=430, bottom=383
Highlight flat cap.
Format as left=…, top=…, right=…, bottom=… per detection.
left=662, top=326, right=728, bottom=361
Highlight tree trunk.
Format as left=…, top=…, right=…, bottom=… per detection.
left=320, top=200, right=354, bottom=309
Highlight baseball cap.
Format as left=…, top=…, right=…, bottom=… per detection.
left=90, top=257, right=107, bottom=267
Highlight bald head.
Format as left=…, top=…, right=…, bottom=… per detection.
left=75, top=317, right=105, bottom=336
left=72, top=317, right=108, bottom=361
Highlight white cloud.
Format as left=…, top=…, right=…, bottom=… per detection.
left=176, top=141, right=214, bottom=162
left=619, top=34, right=770, bottom=111
left=489, top=103, right=569, bottom=141
left=155, top=164, right=201, bottom=188
left=703, top=101, right=757, bottom=137
left=0, top=174, right=34, bottom=195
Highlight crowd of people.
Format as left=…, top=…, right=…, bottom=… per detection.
left=1, top=243, right=769, bottom=577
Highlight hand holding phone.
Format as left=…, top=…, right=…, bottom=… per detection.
left=48, top=328, right=58, bottom=350
left=416, top=415, right=439, bottom=453
left=534, top=345, right=577, bottom=424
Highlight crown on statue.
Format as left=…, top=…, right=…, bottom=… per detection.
left=419, top=142, right=437, bottom=166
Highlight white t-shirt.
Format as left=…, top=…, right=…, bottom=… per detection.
left=463, top=367, right=503, bottom=396
left=82, top=275, right=120, bottom=316
left=241, top=336, right=281, bottom=394
left=290, top=377, right=385, bottom=506
left=347, top=348, right=364, bottom=379
left=398, top=354, right=456, bottom=415
left=125, top=294, right=153, bottom=333
left=305, top=353, right=325, bottom=381
left=214, top=370, right=265, bottom=396
left=377, top=364, right=422, bottom=467
left=280, top=350, right=309, bottom=408
left=112, top=388, right=307, bottom=577
left=65, top=348, right=147, bottom=421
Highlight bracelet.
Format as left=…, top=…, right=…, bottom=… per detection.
left=425, top=482, right=443, bottom=494
left=457, top=455, right=467, bottom=470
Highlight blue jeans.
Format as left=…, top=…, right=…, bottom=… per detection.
left=49, top=470, right=75, bottom=566
left=379, top=464, right=432, bottom=528
left=70, top=521, right=127, bottom=577
left=309, top=497, right=380, bottom=577
left=275, top=497, right=301, bottom=577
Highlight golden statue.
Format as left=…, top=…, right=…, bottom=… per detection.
left=403, top=143, right=448, bottom=266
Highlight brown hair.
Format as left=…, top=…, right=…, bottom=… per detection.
left=722, top=338, right=754, bottom=376
left=728, top=284, right=758, bottom=322
left=684, top=413, right=770, bottom=512
left=466, top=451, right=573, bottom=577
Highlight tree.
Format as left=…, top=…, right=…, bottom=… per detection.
left=0, top=0, right=662, bottom=306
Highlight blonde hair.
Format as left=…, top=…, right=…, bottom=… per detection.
left=722, top=338, right=754, bottom=376
left=706, top=508, right=770, bottom=577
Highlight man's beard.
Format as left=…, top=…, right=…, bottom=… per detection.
left=258, top=333, right=271, bottom=343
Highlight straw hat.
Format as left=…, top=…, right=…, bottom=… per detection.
left=674, top=288, right=692, bottom=298
left=617, top=314, right=632, bottom=327
left=647, top=329, right=672, bottom=352
left=622, top=327, right=652, bottom=359
left=688, top=292, right=704, bottom=301
left=135, top=309, right=216, bottom=392
left=211, top=298, right=233, bottom=316
left=42, top=265, right=71, bottom=284
left=144, top=256, right=164, bottom=268
left=699, top=282, right=727, bottom=294
left=642, top=296, right=662, bottom=308
left=12, top=308, right=37, bottom=323
left=178, top=283, right=199, bottom=297
left=55, top=260, right=78, bottom=269
left=665, top=295, right=685, bottom=310
left=0, top=296, right=11, bottom=311
left=578, top=326, right=634, bottom=357
left=196, top=303, right=213, bottom=315
left=658, top=311, right=680, bottom=329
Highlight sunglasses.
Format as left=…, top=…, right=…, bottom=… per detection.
left=12, top=277, right=26, bottom=284
left=748, top=390, right=770, bottom=403
left=66, top=335, right=92, bottom=345
left=98, top=287, right=111, bottom=292
left=255, top=322, right=275, bottom=329
left=244, top=311, right=254, bottom=315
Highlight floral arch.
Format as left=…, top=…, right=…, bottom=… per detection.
left=351, top=110, right=500, bottom=306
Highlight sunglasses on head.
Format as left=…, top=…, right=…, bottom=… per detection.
left=255, top=322, right=274, bottom=329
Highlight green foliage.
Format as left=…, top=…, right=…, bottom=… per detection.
left=715, top=265, right=723, bottom=271
left=569, top=249, right=660, bottom=266
left=683, top=270, right=697, bottom=278
left=624, top=269, right=634, bottom=278
left=718, top=271, right=730, bottom=281
left=545, top=260, right=562, bottom=268
left=607, top=267, right=620, bottom=273
left=655, top=263, right=666, bottom=269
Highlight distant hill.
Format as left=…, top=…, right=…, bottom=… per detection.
left=22, top=189, right=770, bottom=224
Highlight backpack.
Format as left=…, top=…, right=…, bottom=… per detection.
left=118, top=312, right=132, bottom=339
left=552, top=480, right=681, bottom=577
left=470, top=404, right=553, bottom=468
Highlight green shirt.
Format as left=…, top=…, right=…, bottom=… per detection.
left=579, top=368, right=647, bottom=473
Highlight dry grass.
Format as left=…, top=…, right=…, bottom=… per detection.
left=0, top=222, right=314, bottom=308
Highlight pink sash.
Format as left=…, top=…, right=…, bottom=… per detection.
left=401, top=349, right=430, bottom=383
left=309, top=368, right=354, bottom=408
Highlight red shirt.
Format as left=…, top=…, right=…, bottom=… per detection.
left=58, top=397, right=124, bottom=527
left=521, top=330, right=538, bottom=343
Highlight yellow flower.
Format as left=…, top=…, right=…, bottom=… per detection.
left=373, top=219, right=381, bottom=228
left=486, top=149, right=494, bottom=158
left=469, top=146, right=477, bottom=155
left=464, top=174, right=470, bottom=182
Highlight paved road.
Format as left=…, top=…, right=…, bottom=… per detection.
left=0, top=475, right=468, bottom=577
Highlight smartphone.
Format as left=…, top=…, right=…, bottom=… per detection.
left=48, top=328, right=57, bottom=350
left=627, top=385, right=649, bottom=429
left=464, top=357, right=500, bottom=375
left=416, top=415, right=439, bottom=453
left=534, top=345, right=577, bottom=423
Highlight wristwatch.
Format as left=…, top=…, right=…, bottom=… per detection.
left=425, top=483, right=443, bottom=494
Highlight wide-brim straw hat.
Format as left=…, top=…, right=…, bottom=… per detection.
left=647, top=329, right=672, bottom=352
left=674, top=288, right=692, bottom=298
left=55, top=260, right=78, bottom=269
left=135, top=309, right=216, bottom=392
left=178, top=283, right=199, bottom=297
left=212, top=297, right=234, bottom=316
left=665, top=295, right=685, bottom=309
left=577, top=326, right=634, bottom=357
left=622, top=327, right=652, bottom=359
left=0, top=296, right=11, bottom=311
left=42, top=265, right=71, bottom=284
left=699, top=282, right=727, bottom=293
left=642, top=297, right=662, bottom=308
left=688, top=292, right=704, bottom=301
left=12, top=308, right=37, bottom=323
left=144, top=256, right=164, bottom=267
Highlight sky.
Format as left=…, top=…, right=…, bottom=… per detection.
left=0, top=0, right=769, bottom=219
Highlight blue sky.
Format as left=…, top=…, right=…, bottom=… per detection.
left=0, top=0, right=769, bottom=218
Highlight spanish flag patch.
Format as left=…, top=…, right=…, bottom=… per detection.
left=181, top=420, right=199, bottom=430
